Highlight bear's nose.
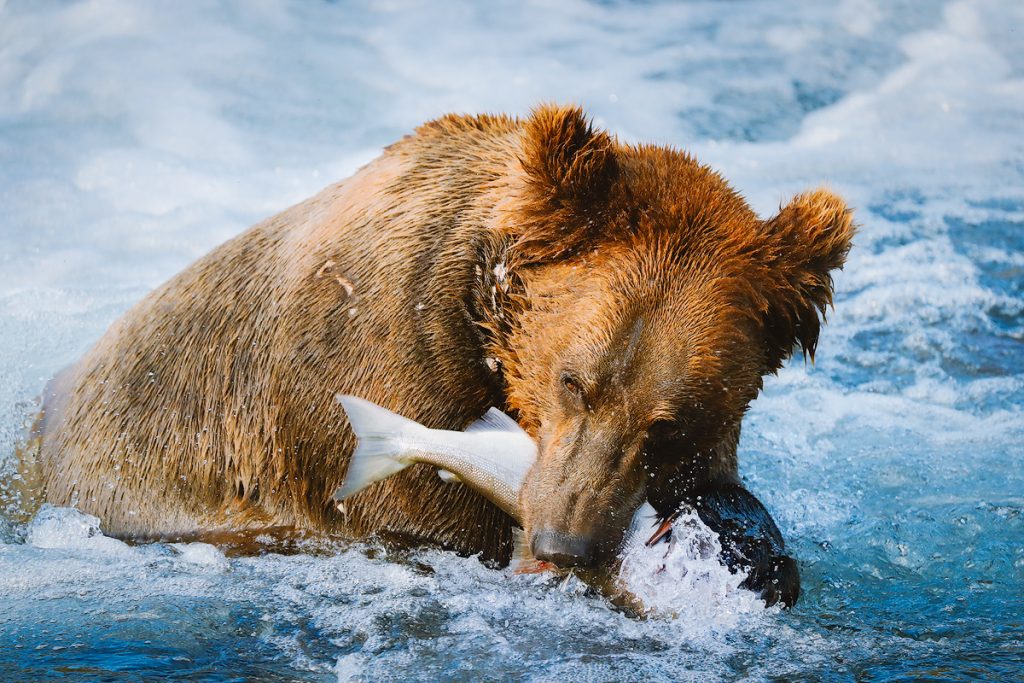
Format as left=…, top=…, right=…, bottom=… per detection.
left=530, top=529, right=596, bottom=568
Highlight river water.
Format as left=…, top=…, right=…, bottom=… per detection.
left=1, top=0, right=1022, bottom=680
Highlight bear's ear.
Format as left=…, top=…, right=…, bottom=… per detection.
left=760, top=189, right=855, bottom=369
left=515, top=104, right=618, bottom=263
left=520, top=104, right=617, bottom=204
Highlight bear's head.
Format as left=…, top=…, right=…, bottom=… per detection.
left=495, top=105, right=855, bottom=568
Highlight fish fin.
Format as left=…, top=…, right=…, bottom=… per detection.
left=465, top=407, right=524, bottom=434
left=437, top=469, right=461, bottom=484
left=333, top=394, right=418, bottom=501
left=510, top=527, right=532, bottom=568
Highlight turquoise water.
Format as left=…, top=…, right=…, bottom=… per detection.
left=1, top=0, right=1022, bottom=680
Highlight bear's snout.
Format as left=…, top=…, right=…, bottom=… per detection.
left=530, top=529, right=597, bottom=568
left=519, top=411, right=649, bottom=569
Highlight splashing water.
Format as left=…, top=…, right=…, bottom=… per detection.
left=617, top=512, right=771, bottom=627
left=2, top=0, right=1022, bottom=680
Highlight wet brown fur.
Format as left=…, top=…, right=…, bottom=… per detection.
left=32, top=105, right=854, bottom=564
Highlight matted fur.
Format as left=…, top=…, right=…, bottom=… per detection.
left=33, top=105, right=854, bottom=564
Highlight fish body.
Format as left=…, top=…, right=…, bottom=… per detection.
left=334, top=395, right=537, bottom=518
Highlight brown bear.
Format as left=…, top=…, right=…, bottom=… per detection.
left=29, top=104, right=853, bottom=573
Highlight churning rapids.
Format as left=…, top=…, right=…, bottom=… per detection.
left=1, top=1, right=1022, bottom=680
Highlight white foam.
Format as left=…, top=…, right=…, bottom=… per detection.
left=617, top=512, right=769, bottom=626
left=170, top=542, right=230, bottom=572
left=335, top=653, right=367, bottom=683
left=26, top=504, right=132, bottom=555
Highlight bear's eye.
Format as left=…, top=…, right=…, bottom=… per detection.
left=647, top=419, right=681, bottom=443
left=561, top=372, right=584, bottom=399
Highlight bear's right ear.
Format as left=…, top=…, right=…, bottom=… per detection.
left=759, top=189, right=855, bottom=370
left=514, top=104, right=618, bottom=263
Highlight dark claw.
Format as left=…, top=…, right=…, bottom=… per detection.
left=645, top=517, right=674, bottom=547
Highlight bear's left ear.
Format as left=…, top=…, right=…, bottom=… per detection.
left=515, top=104, right=618, bottom=263
left=759, top=189, right=855, bottom=370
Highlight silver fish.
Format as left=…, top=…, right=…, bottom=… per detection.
left=332, top=395, right=537, bottom=519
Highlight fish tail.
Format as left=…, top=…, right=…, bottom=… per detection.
left=333, top=394, right=421, bottom=502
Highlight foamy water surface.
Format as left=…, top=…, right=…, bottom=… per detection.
left=1, top=1, right=1022, bottom=680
